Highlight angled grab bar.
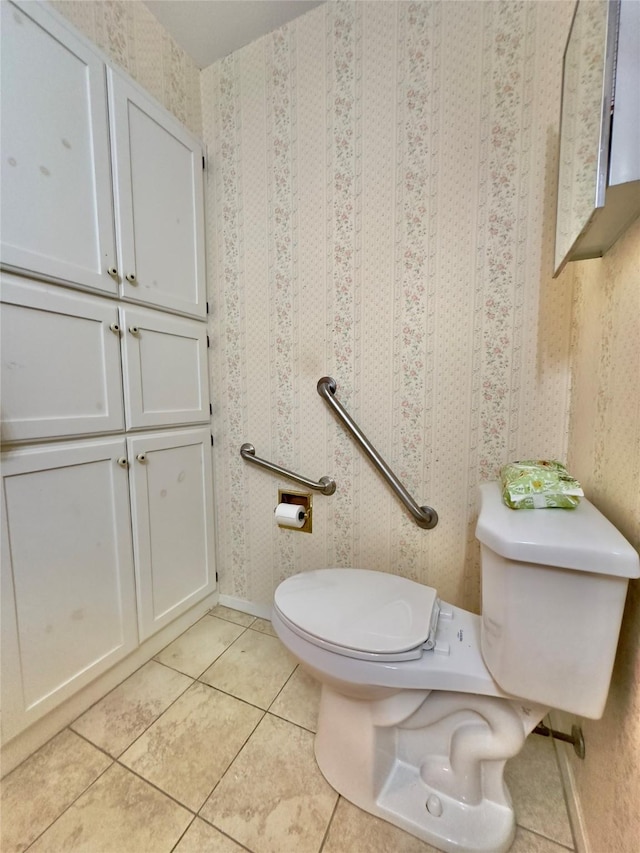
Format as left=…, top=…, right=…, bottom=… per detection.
left=240, top=443, right=336, bottom=496
left=317, top=377, right=438, bottom=529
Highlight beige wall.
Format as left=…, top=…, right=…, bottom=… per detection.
left=52, top=0, right=202, bottom=136
left=563, top=218, right=640, bottom=853
left=201, top=0, right=575, bottom=613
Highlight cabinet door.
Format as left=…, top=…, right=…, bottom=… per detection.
left=1, top=439, right=137, bottom=740
left=119, top=306, right=210, bottom=430
left=1, top=275, right=124, bottom=443
left=0, top=1, right=117, bottom=295
left=108, top=69, right=207, bottom=318
left=128, top=429, right=216, bottom=641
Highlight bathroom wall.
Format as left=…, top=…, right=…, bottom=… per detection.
left=562, top=218, right=640, bottom=853
left=52, top=0, right=202, bottom=135
left=201, top=0, right=575, bottom=612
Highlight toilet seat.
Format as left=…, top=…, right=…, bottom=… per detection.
left=273, top=568, right=440, bottom=662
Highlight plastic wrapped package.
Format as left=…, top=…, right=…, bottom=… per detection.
left=500, top=460, right=584, bottom=509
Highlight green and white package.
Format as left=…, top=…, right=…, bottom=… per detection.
left=500, top=460, right=584, bottom=510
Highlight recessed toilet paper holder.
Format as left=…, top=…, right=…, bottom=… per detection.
left=277, top=489, right=313, bottom=533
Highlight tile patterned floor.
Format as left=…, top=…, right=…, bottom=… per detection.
left=1, top=606, right=576, bottom=853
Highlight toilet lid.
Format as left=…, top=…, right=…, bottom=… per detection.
left=274, top=569, right=438, bottom=656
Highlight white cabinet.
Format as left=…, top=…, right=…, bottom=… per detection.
left=0, top=1, right=216, bottom=746
left=128, top=429, right=216, bottom=641
left=109, top=71, right=207, bottom=317
left=0, top=275, right=124, bottom=443
left=1, top=279, right=210, bottom=444
left=1, top=1, right=207, bottom=318
left=1, top=438, right=138, bottom=741
left=120, top=306, right=210, bottom=430
left=0, top=1, right=116, bottom=294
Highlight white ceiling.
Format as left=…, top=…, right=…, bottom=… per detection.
left=144, top=0, right=325, bottom=68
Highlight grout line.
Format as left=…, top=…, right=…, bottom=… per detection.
left=515, top=825, right=576, bottom=851
left=152, top=628, right=248, bottom=681
left=168, top=815, right=198, bottom=853
left=208, top=606, right=257, bottom=629
left=22, top=749, right=115, bottom=852
left=111, top=758, right=200, bottom=816
left=318, top=793, right=341, bottom=852
left=267, top=708, right=317, bottom=735
left=193, top=676, right=273, bottom=714
left=194, top=711, right=267, bottom=817
left=104, top=677, right=196, bottom=762
left=71, top=728, right=118, bottom=763
left=193, top=813, right=255, bottom=852
left=266, top=661, right=299, bottom=710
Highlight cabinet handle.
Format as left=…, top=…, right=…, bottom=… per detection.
left=109, top=322, right=120, bottom=334
left=116, top=457, right=129, bottom=468
left=107, top=266, right=119, bottom=278
left=125, top=272, right=137, bottom=284
left=129, top=326, right=140, bottom=335
left=136, top=453, right=147, bottom=463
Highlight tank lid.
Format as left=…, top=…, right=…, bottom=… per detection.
left=476, top=482, right=640, bottom=578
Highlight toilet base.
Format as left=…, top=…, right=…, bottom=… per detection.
left=377, top=761, right=515, bottom=853
left=314, top=684, right=546, bottom=853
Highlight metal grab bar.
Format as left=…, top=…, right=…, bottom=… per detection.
left=317, top=377, right=438, bottom=529
left=240, top=443, right=336, bottom=495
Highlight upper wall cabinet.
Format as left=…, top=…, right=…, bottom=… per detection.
left=554, top=0, right=640, bottom=275
left=0, top=1, right=117, bottom=295
left=1, top=1, right=207, bottom=318
left=108, top=72, right=207, bottom=318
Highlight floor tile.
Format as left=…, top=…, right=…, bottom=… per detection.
left=506, top=733, right=573, bottom=848
left=200, top=629, right=296, bottom=709
left=174, top=818, right=247, bottom=852
left=510, top=826, right=574, bottom=852
left=270, top=665, right=321, bottom=732
left=201, top=714, right=337, bottom=853
left=120, top=682, right=263, bottom=811
left=28, top=763, right=191, bottom=853
left=0, top=729, right=111, bottom=853
left=154, top=615, right=245, bottom=678
left=209, top=604, right=255, bottom=627
left=251, top=617, right=278, bottom=637
left=71, top=660, right=192, bottom=757
left=322, top=797, right=441, bottom=853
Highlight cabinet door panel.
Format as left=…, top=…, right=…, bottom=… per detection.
left=109, top=70, right=206, bottom=318
left=128, top=429, right=216, bottom=641
left=120, top=306, right=209, bottom=430
left=1, top=276, right=124, bottom=443
left=1, top=439, right=137, bottom=740
left=0, top=1, right=116, bottom=294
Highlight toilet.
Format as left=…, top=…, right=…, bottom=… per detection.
left=272, top=482, right=639, bottom=853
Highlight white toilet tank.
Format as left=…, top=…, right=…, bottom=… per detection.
left=476, top=482, right=639, bottom=719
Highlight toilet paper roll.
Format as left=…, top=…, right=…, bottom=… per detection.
left=275, top=503, right=306, bottom=528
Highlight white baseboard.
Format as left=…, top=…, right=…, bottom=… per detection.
left=1, top=593, right=218, bottom=777
left=549, top=710, right=591, bottom=853
left=218, top=594, right=272, bottom=620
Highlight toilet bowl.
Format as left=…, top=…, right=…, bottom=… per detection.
left=272, top=482, right=640, bottom=853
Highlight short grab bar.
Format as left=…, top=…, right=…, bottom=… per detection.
left=317, top=377, right=438, bottom=529
left=240, top=443, right=336, bottom=495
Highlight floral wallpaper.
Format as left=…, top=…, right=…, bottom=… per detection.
left=202, top=0, right=575, bottom=613
left=562, top=218, right=640, bottom=853
left=52, top=0, right=202, bottom=136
